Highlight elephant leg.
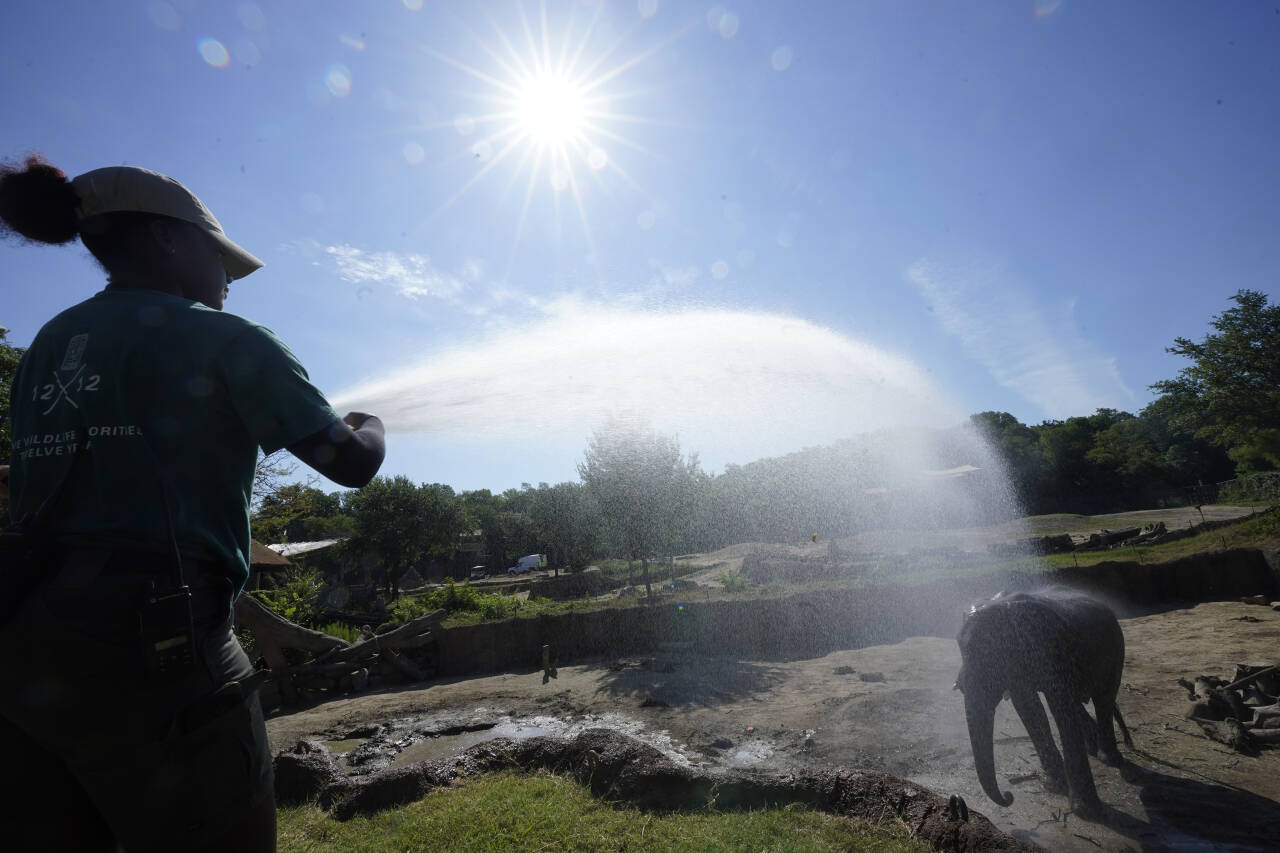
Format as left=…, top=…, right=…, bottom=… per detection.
left=1047, top=690, right=1103, bottom=818
left=1114, top=705, right=1134, bottom=748
left=1075, top=703, right=1099, bottom=756
left=1010, top=688, right=1067, bottom=794
left=1091, top=690, right=1123, bottom=766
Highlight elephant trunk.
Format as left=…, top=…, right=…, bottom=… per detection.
left=966, top=691, right=1014, bottom=807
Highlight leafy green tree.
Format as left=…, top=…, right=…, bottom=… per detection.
left=1151, top=289, right=1280, bottom=473
left=1032, top=409, right=1131, bottom=512
left=252, top=482, right=350, bottom=543
left=418, top=482, right=467, bottom=566
left=458, top=488, right=504, bottom=569
left=579, top=419, right=702, bottom=598
left=344, top=476, right=464, bottom=597
left=529, top=481, right=602, bottom=573
left=491, top=509, right=538, bottom=570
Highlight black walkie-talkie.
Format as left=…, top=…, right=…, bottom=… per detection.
left=139, top=586, right=196, bottom=677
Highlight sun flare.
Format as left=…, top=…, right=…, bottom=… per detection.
left=514, top=72, right=588, bottom=147
left=422, top=3, right=679, bottom=276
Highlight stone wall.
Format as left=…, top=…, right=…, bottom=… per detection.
left=431, top=548, right=1277, bottom=678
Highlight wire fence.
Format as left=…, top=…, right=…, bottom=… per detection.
left=1189, top=472, right=1280, bottom=506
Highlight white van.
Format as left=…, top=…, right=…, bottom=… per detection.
left=507, top=554, right=545, bottom=575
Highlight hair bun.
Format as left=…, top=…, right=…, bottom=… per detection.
left=0, top=155, right=81, bottom=245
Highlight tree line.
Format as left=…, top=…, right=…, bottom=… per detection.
left=3, top=291, right=1276, bottom=590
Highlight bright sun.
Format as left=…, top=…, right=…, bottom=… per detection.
left=514, top=72, right=588, bottom=147
left=422, top=3, right=674, bottom=276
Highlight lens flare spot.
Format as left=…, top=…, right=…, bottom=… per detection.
left=707, top=8, right=740, bottom=39
left=197, top=38, right=230, bottom=68
left=326, top=64, right=352, bottom=97
left=1034, top=0, right=1062, bottom=17
left=147, top=1, right=180, bottom=31
left=638, top=0, right=658, bottom=18
left=770, top=45, right=793, bottom=71
left=340, top=33, right=366, bottom=51
left=711, top=260, right=729, bottom=280
left=402, top=0, right=424, bottom=9
left=403, top=142, right=425, bottom=165
left=454, top=114, right=476, bottom=136
left=471, top=139, right=494, bottom=162
left=587, top=146, right=608, bottom=171
left=550, top=170, right=570, bottom=192
left=237, top=3, right=266, bottom=31
left=231, top=38, right=261, bottom=67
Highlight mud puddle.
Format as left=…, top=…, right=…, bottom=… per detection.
left=326, top=709, right=709, bottom=776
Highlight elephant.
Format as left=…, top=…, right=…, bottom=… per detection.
left=955, top=588, right=1130, bottom=818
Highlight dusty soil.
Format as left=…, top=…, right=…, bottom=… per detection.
left=267, top=597, right=1280, bottom=852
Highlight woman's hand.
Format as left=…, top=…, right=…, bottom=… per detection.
left=342, top=411, right=377, bottom=430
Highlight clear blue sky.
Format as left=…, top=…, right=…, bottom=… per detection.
left=4, top=1, right=1277, bottom=492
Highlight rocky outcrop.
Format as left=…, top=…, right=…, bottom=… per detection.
left=273, top=741, right=355, bottom=808
left=276, top=729, right=1037, bottom=852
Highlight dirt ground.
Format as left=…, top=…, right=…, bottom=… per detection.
left=267, top=596, right=1280, bottom=852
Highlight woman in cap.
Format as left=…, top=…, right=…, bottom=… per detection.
left=0, top=156, right=385, bottom=851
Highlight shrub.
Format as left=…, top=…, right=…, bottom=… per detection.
left=250, top=567, right=323, bottom=626
left=718, top=570, right=749, bottom=592
left=1218, top=472, right=1280, bottom=505
left=388, top=581, right=527, bottom=625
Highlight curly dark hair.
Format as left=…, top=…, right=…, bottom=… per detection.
left=0, top=154, right=80, bottom=245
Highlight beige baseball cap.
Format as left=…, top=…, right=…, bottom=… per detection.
left=71, top=165, right=264, bottom=280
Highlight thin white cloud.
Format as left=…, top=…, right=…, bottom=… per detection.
left=295, top=242, right=538, bottom=318
left=648, top=258, right=700, bottom=289
left=326, top=244, right=464, bottom=301
left=907, top=258, right=1134, bottom=418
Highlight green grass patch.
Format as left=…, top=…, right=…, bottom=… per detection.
left=1039, top=505, right=1279, bottom=570
left=389, top=582, right=651, bottom=628
left=277, top=770, right=929, bottom=853
left=317, top=621, right=361, bottom=643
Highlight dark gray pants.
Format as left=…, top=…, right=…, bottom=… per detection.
left=0, top=551, right=274, bottom=852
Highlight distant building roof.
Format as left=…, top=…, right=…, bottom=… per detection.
left=267, top=538, right=346, bottom=557
left=250, top=540, right=291, bottom=568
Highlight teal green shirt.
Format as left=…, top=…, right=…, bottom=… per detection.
left=8, top=289, right=339, bottom=593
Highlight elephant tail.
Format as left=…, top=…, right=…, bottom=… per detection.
left=1114, top=704, right=1133, bottom=748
